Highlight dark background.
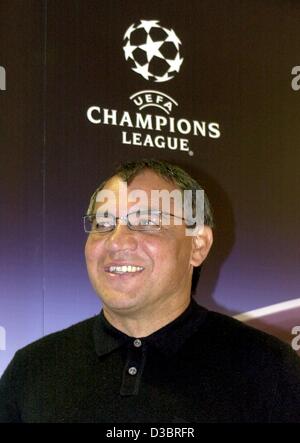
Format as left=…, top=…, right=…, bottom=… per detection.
left=1, top=0, right=300, bottom=374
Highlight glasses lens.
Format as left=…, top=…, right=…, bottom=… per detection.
left=84, top=214, right=115, bottom=233
left=128, top=210, right=161, bottom=231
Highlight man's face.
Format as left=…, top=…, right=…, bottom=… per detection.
left=85, top=169, right=211, bottom=315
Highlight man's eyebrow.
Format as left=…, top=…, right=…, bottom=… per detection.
left=94, top=206, right=162, bottom=216
left=127, top=207, right=161, bottom=213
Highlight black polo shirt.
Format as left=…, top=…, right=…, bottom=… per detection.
left=1, top=298, right=300, bottom=423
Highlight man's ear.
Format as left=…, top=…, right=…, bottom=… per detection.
left=190, top=226, right=213, bottom=267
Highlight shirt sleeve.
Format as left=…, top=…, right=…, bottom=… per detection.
left=269, top=345, right=300, bottom=423
left=0, top=352, right=22, bottom=423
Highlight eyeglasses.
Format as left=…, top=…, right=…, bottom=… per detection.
left=83, top=210, right=195, bottom=233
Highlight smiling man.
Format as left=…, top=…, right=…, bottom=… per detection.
left=84, top=167, right=211, bottom=338
left=1, top=158, right=300, bottom=423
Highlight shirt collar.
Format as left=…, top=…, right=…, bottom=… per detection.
left=93, top=298, right=208, bottom=357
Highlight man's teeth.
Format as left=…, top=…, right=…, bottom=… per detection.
left=108, top=265, right=144, bottom=274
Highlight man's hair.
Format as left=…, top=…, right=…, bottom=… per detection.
left=86, top=158, right=214, bottom=294
left=87, top=158, right=214, bottom=228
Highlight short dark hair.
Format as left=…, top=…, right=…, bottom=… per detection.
left=87, top=158, right=214, bottom=228
left=87, top=158, right=214, bottom=294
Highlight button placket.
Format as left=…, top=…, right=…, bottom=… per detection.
left=120, top=340, right=146, bottom=396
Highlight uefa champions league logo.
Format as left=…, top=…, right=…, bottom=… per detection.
left=123, top=19, right=183, bottom=82
left=86, top=18, right=221, bottom=154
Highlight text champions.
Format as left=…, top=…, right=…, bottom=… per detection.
left=87, top=106, right=221, bottom=153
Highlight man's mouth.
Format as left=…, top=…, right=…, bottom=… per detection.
left=105, top=265, right=144, bottom=274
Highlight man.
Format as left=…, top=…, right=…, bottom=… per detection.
left=1, top=158, right=300, bottom=423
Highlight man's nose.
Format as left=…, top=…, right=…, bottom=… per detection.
left=104, top=222, right=138, bottom=253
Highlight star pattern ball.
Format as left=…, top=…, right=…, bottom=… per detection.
left=123, top=20, right=184, bottom=82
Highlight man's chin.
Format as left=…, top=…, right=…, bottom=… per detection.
left=99, top=290, right=145, bottom=313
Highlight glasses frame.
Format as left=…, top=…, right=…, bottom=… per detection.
left=83, top=209, right=195, bottom=234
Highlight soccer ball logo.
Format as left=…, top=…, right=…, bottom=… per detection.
left=123, top=19, right=183, bottom=82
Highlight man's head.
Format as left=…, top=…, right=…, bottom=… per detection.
left=84, top=159, right=213, bottom=318
left=86, top=159, right=214, bottom=228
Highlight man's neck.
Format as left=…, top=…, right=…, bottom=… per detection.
left=102, top=298, right=191, bottom=338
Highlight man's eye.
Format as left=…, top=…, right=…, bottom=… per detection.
left=94, top=215, right=114, bottom=229
left=138, top=218, right=154, bottom=226
left=138, top=214, right=160, bottom=226
left=95, top=221, right=112, bottom=228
